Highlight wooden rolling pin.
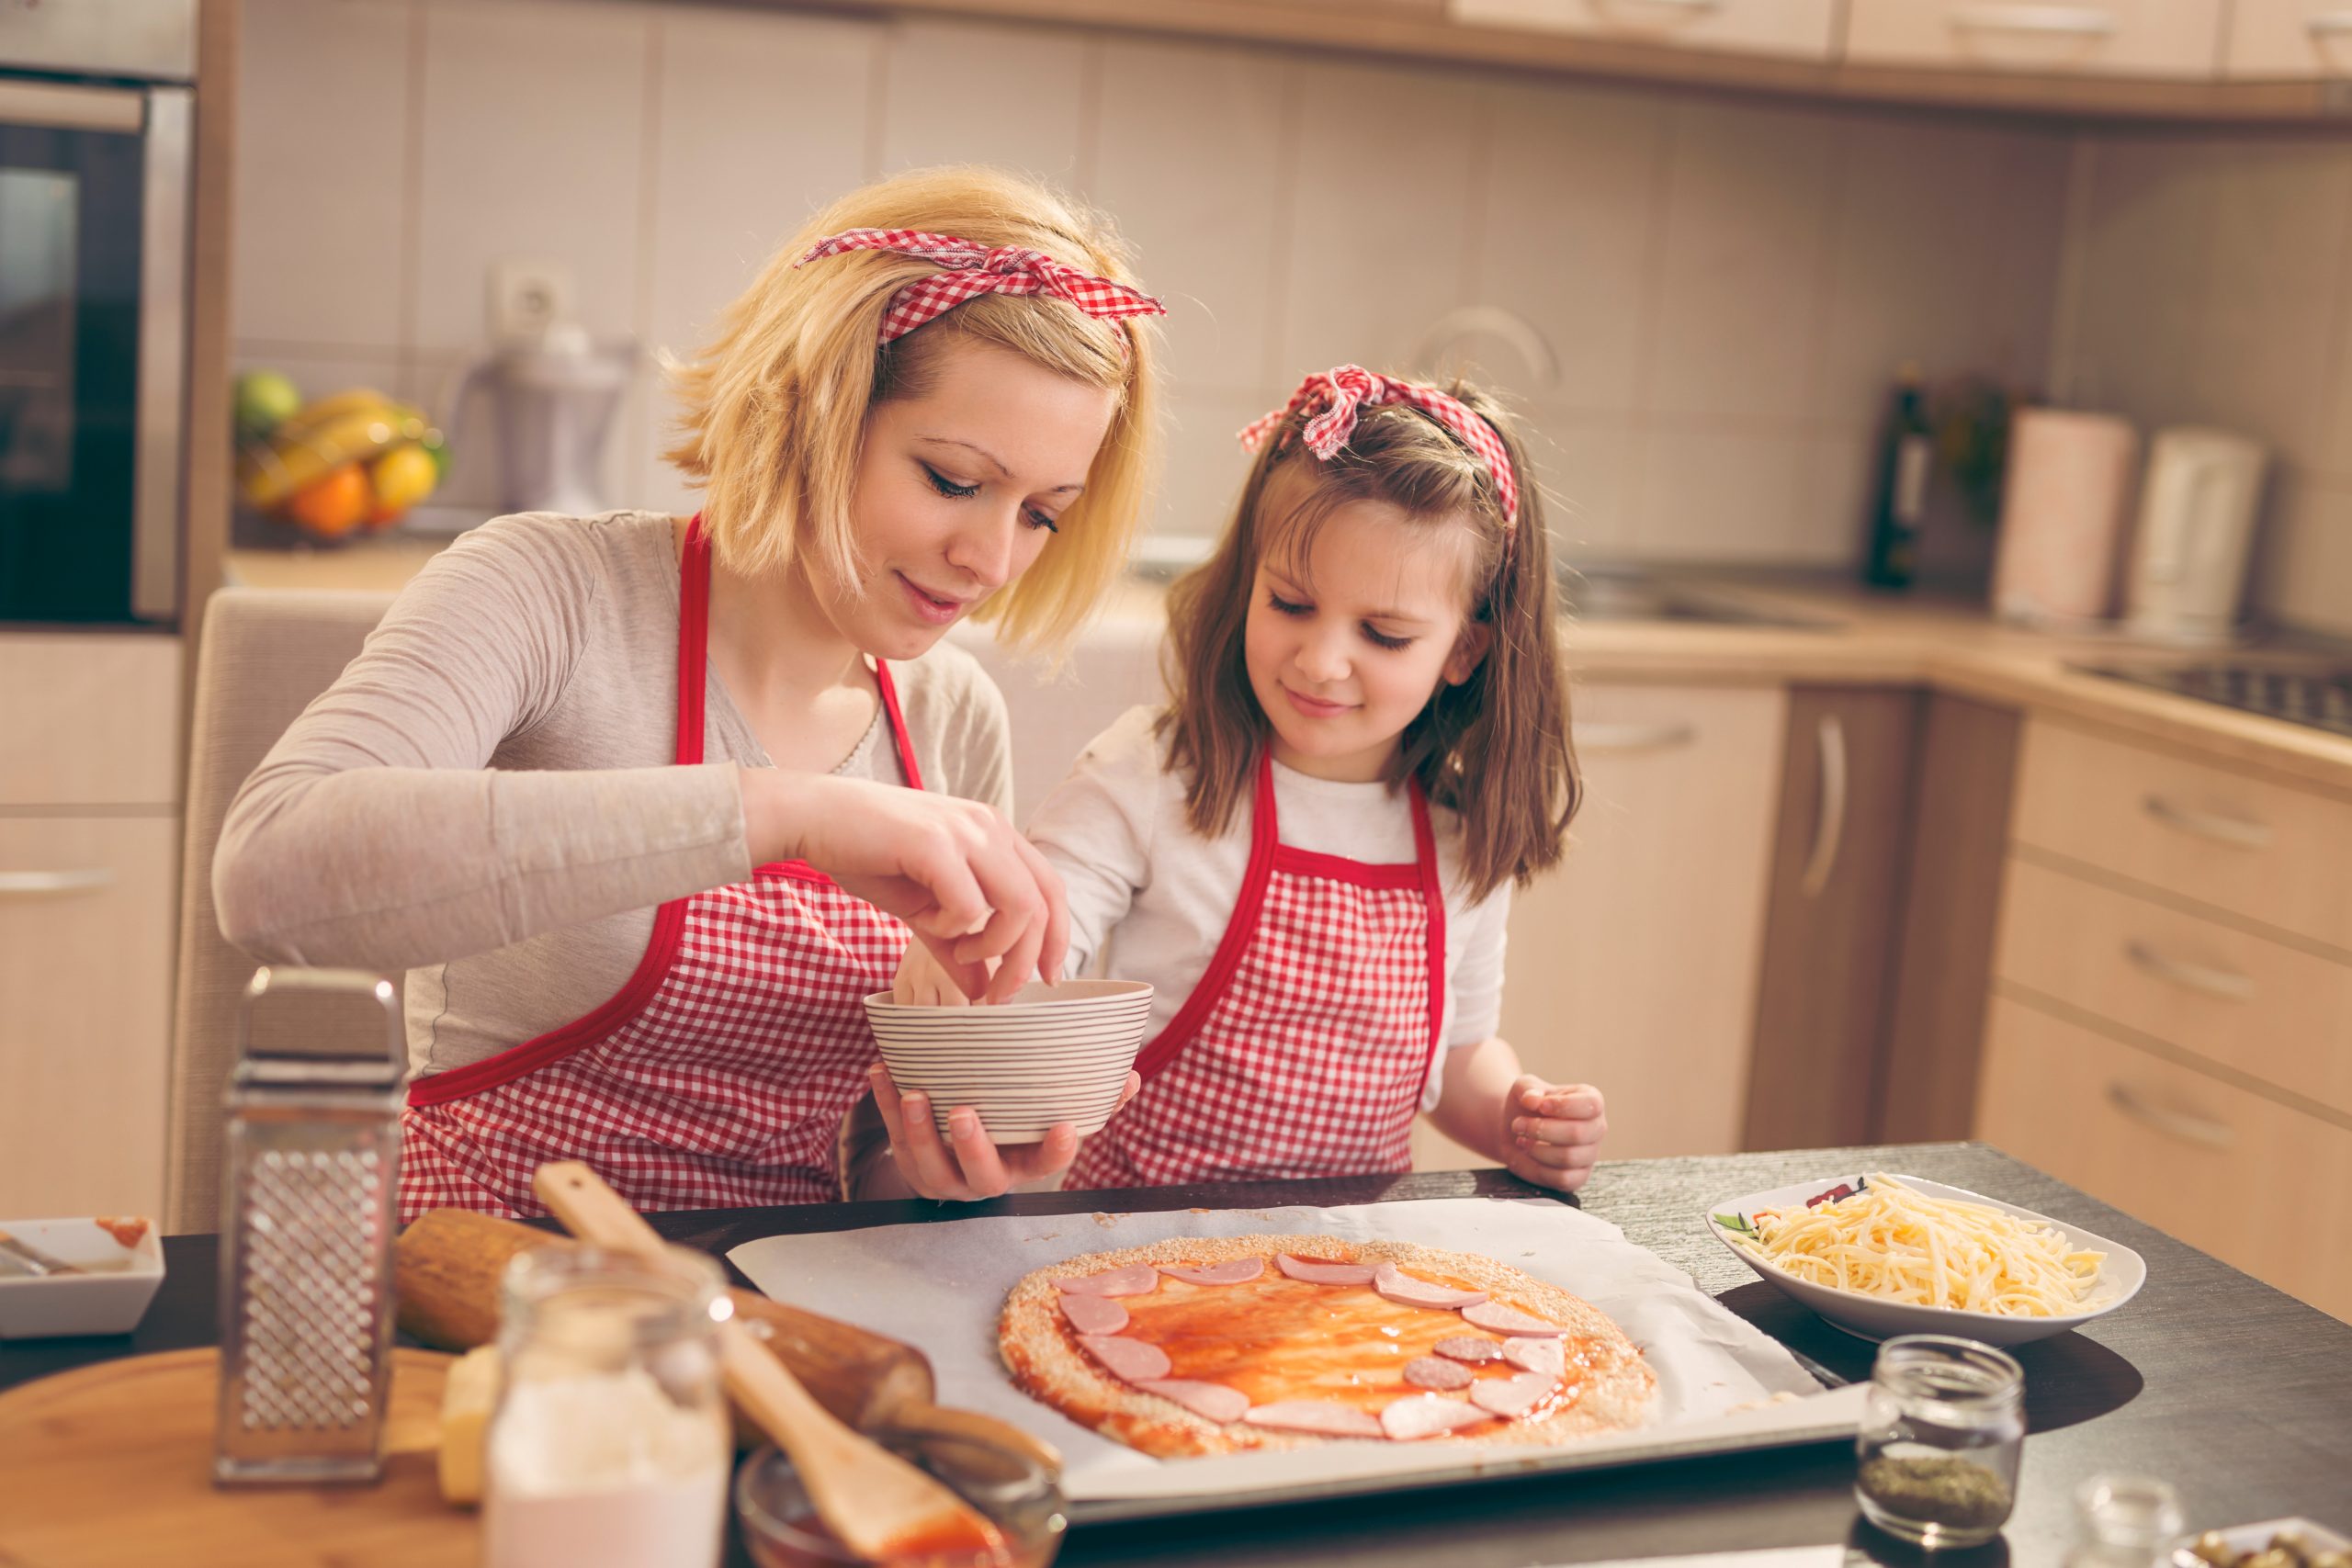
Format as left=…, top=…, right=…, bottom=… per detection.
left=394, top=1209, right=1058, bottom=1471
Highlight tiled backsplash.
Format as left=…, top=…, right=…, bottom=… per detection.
left=2052, top=132, right=2352, bottom=638
left=242, top=0, right=2350, bottom=624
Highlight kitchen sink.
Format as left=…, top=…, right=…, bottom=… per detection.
left=1558, top=567, right=1838, bottom=630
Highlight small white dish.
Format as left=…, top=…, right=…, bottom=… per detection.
left=0, top=1216, right=166, bottom=1339
left=865, top=980, right=1153, bottom=1145
left=2177, top=1517, right=2350, bottom=1566
left=1702, top=1174, right=2145, bottom=1347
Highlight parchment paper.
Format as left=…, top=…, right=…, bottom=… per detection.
left=729, top=1197, right=1864, bottom=1506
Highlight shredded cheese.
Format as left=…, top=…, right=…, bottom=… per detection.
left=1730, top=1174, right=2104, bottom=1317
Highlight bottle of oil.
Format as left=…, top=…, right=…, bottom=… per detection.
left=1862, top=364, right=1933, bottom=590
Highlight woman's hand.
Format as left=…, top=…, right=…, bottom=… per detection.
left=1502, top=1076, right=1607, bottom=1193
left=742, top=769, right=1065, bottom=1003
left=865, top=1063, right=1140, bottom=1201
left=892, top=938, right=976, bottom=1007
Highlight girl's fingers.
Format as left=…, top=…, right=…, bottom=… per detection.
left=1510, top=1136, right=1601, bottom=1171
left=943, top=1106, right=1012, bottom=1199
left=1510, top=1112, right=1609, bottom=1146
left=911, top=931, right=990, bottom=1002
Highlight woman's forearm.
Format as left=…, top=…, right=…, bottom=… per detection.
left=213, top=759, right=752, bottom=971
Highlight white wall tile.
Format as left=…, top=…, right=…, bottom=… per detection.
left=1815, top=115, right=2069, bottom=427
left=1147, top=384, right=1278, bottom=539
left=409, top=0, right=651, bottom=355
left=1474, top=82, right=1667, bottom=416
left=1628, top=424, right=1824, bottom=561
left=1090, top=40, right=1289, bottom=394
left=232, top=0, right=413, bottom=347
left=1517, top=409, right=1636, bottom=558
left=1275, top=60, right=1481, bottom=379
left=876, top=18, right=1088, bottom=183
left=1645, top=98, right=1838, bottom=422
left=2053, top=133, right=2221, bottom=429
left=2256, top=476, right=2352, bottom=636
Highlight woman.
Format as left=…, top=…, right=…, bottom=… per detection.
left=213, top=166, right=1163, bottom=1218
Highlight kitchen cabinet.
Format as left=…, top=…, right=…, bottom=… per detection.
left=1978, top=716, right=2352, bottom=1321
left=1843, top=0, right=2228, bottom=78
left=1743, top=688, right=1923, bottom=1152
left=1413, top=683, right=1787, bottom=1169
left=0, top=635, right=183, bottom=1218
left=1977, top=994, right=2352, bottom=1321
left=1448, top=0, right=1839, bottom=60
left=2225, top=0, right=2352, bottom=75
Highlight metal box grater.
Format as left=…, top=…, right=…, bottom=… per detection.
left=213, top=967, right=404, bottom=1486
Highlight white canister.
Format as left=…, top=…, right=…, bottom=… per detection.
left=1990, top=408, right=2139, bottom=626
left=2123, top=427, right=2267, bottom=645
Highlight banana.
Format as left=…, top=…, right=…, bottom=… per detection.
left=237, top=400, right=433, bottom=509
left=268, top=387, right=401, bottom=446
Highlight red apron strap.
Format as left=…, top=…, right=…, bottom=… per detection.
left=873, top=660, right=925, bottom=793
left=1130, top=750, right=1283, bottom=1082
left=1404, top=776, right=1449, bottom=1113
left=677, top=513, right=714, bottom=766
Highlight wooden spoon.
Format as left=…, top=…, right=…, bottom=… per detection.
left=532, top=1162, right=1009, bottom=1565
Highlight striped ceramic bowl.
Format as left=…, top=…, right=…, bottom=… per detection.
left=863, top=979, right=1153, bottom=1145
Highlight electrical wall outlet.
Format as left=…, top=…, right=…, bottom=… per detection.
left=487, top=260, right=572, bottom=344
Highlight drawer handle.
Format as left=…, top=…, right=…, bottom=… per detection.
left=1800, top=713, right=1848, bottom=898
left=1949, top=4, right=2118, bottom=36
left=2107, top=1082, right=2235, bottom=1150
left=0, top=869, right=114, bottom=898
left=2306, top=10, right=2352, bottom=35
left=1572, top=721, right=1697, bottom=754
left=2123, top=939, right=2254, bottom=1001
left=2142, top=794, right=2273, bottom=851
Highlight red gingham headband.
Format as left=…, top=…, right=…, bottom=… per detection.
left=796, top=227, right=1165, bottom=344
left=1238, top=365, right=1520, bottom=528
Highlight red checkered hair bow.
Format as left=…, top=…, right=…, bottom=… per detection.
left=1238, top=365, right=1519, bottom=528
left=797, top=227, right=1165, bottom=344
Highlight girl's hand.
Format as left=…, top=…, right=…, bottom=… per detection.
left=866, top=1063, right=1141, bottom=1201
left=742, top=769, right=1063, bottom=1003
left=1503, top=1075, right=1607, bottom=1193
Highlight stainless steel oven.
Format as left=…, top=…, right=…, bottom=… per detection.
left=0, top=0, right=195, bottom=626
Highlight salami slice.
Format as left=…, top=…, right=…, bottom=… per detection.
left=1469, top=1371, right=1557, bottom=1419
left=1079, top=1333, right=1171, bottom=1383
left=1274, top=1253, right=1377, bottom=1286
left=1502, top=1337, right=1566, bottom=1378
left=1055, top=1264, right=1159, bottom=1298
left=1432, top=1335, right=1506, bottom=1364
left=1058, top=1293, right=1129, bottom=1335
left=1379, top=1393, right=1488, bottom=1441
left=1402, top=1356, right=1475, bottom=1391
left=1242, top=1401, right=1386, bottom=1439
left=1156, top=1258, right=1265, bottom=1287
left=1461, top=1301, right=1566, bottom=1337
left=1136, top=1379, right=1250, bottom=1424
left=1372, top=1262, right=1488, bottom=1311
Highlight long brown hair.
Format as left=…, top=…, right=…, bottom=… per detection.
left=1158, top=381, right=1578, bottom=900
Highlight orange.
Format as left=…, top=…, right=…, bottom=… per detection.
left=284, top=462, right=371, bottom=537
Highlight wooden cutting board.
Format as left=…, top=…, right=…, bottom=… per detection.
left=0, top=1348, right=476, bottom=1567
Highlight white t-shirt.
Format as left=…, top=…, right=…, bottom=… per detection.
left=1026, top=707, right=1512, bottom=1111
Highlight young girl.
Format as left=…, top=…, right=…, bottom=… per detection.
left=881, top=365, right=1608, bottom=1194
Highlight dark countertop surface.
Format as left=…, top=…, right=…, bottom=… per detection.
left=7, top=1142, right=2348, bottom=1566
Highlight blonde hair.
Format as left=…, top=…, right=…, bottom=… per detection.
left=662, top=166, right=1159, bottom=655
left=1159, top=380, right=1579, bottom=900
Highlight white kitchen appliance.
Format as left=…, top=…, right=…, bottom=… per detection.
left=1990, top=407, right=2138, bottom=627
left=448, top=321, right=633, bottom=519
left=2122, top=427, right=2267, bottom=645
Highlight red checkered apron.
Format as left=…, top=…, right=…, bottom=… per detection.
left=1065, top=753, right=1447, bottom=1190
left=397, top=518, right=917, bottom=1221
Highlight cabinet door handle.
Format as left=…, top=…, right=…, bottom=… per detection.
left=1572, top=720, right=1697, bottom=754
left=2142, top=794, right=2273, bottom=850
left=2123, top=939, right=2254, bottom=1001
left=0, top=869, right=114, bottom=897
left=2107, top=1082, right=2235, bottom=1150
left=1949, top=4, right=2118, bottom=36
left=2306, top=10, right=2352, bottom=35
left=1799, top=713, right=1848, bottom=898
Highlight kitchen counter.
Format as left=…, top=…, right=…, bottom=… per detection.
left=6, top=1145, right=2349, bottom=1566
left=225, top=537, right=2352, bottom=797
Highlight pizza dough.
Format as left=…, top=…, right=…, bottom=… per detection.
left=999, top=1235, right=1657, bottom=1459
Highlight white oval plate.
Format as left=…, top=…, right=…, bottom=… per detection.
left=1701, top=1173, right=2146, bottom=1346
